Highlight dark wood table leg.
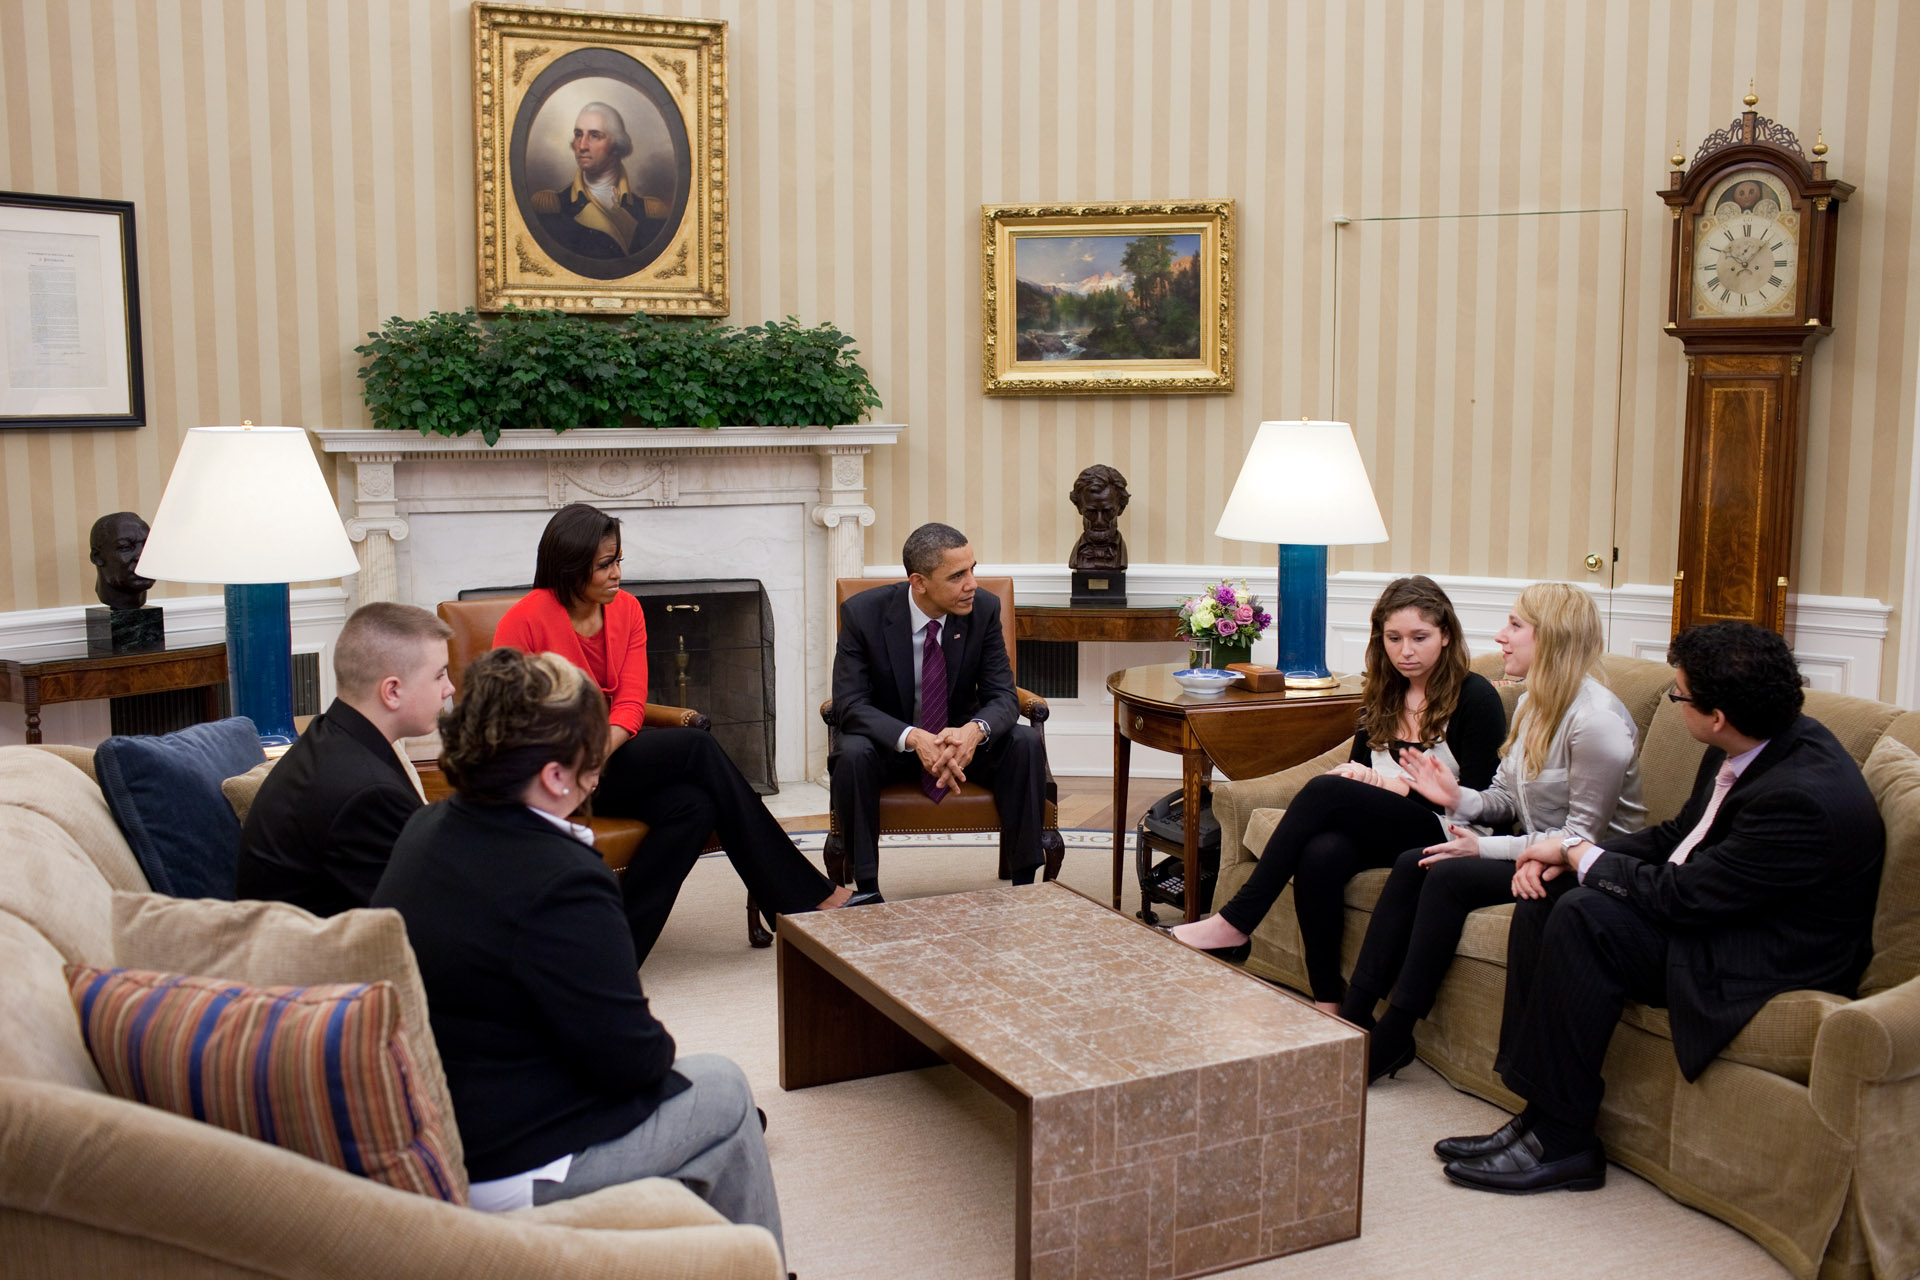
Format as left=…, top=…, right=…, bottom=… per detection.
left=25, top=676, right=41, bottom=745
left=1111, top=712, right=1132, bottom=910
left=1182, top=747, right=1208, bottom=921
left=777, top=932, right=941, bottom=1091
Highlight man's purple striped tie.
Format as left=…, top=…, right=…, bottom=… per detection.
left=919, top=619, right=949, bottom=802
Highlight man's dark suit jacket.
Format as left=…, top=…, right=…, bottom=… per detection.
left=236, top=699, right=421, bottom=917
left=831, top=582, right=1018, bottom=750
left=1583, top=713, right=1883, bottom=1078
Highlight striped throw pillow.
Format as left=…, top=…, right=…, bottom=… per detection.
left=67, top=965, right=463, bottom=1204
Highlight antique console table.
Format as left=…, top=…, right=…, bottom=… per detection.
left=1013, top=604, right=1180, bottom=644
left=1107, top=663, right=1364, bottom=921
left=1, top=639, right=228, bottom=744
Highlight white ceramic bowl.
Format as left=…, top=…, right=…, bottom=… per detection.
left=1172, top=668, right=1238, bottom=697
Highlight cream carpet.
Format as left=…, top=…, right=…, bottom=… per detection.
left=641, top=835, right=1785, bottom=1279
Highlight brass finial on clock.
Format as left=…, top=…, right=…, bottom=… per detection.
left=1743, top=81, right=1758, bottom=108
left=1812, top=129, right=1828, bottom=157
left=1671, top=139, right=1686, bottom=170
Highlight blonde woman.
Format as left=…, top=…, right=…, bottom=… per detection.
left=1169, top=576, right=1505, bottom=1011
left=1339, top=582, right=1647, bottom=1082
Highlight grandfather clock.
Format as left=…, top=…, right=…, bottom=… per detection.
left=1661, top=88, right=1851, bottom=638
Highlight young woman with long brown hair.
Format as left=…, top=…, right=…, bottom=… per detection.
left=1168, top=575, right=1505, bottom=1013
left=1339, top=582, right=1647, bottom=1081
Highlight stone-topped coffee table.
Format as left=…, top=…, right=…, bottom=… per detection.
left=776, top=883, right=1364, bottom=1280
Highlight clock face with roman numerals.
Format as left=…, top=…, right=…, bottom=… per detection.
left=1691, top=169, right=1800, bottom=318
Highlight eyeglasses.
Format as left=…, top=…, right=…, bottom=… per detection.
left=1666, top=690, right=1695, bottom=706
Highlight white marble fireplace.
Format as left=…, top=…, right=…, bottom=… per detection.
left=314, top=425, right=903, bottom=782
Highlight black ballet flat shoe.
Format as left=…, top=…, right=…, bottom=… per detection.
left=1367, top=1037, right=1418, bottom=1085
left=1443, top=1130, right=1607, bottom=1195
left=1434, top=1115, right=1529, bottom=1163
left=1156, top=925, right=1251, bottom=963
left=842, top=889, right=885, bottom=907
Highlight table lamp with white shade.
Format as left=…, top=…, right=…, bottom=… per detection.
left=136, top=424, right=360, bottom=747
left=1214, top=420, right=1390, bottom=689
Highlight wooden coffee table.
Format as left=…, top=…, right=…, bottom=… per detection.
left=777, top=884, right=1365, bottom=1280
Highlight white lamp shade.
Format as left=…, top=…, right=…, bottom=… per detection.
left=137, top=425, right=360, bottom=584
left=1214, top=420, right=1391, bottom=546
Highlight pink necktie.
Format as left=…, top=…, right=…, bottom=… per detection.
left=1669, top=761, right=1739, bottom=865
left=919, top=620, right=949, bottom=802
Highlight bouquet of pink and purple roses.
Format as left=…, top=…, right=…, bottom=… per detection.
left=1177, top=578, right=1272, bottom=647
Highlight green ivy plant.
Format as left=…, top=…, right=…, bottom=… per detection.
left=355, top=309, right=884, bottom=445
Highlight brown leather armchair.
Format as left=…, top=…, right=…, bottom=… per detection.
left=819, top=577, right=1065, bottom=885
left=437, top=595, right=771, bottom=949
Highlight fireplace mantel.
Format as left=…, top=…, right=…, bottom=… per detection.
left=314, top=424, right=903, bottom=781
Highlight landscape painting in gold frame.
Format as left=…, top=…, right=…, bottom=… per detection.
left=982, top=200, right=1233, bottom=395
left=473, top=3, right=727, bottom=315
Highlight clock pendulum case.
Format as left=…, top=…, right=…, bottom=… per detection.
left=1660, top=87, right=1852, bottom=639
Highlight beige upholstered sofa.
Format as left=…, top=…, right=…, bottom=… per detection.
left=1212, top=652, right=1920, bottom=1280
left=0, top=744, right=783, bottom=1280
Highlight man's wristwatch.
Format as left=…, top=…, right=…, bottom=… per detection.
left=970, top=717, right=991, bottom=742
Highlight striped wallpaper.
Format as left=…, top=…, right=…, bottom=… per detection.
left=3, top=0, right=1918, bottom=691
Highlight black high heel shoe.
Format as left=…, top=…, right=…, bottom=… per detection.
left=1368, top=1036, right=1418, bottom=1084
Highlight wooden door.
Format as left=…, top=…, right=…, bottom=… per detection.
left=1333, top=210, right=1627, bottom=631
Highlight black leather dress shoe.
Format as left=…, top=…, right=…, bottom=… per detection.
left=1434, top=1114, right=1529, bottom=1162
left=842, top=889, right=885, bottom=906
left=1443, top=1130, right=1606, bottom=1194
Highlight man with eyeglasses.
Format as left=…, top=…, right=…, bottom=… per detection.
left=1436, top=621, right=1883, bottom=1194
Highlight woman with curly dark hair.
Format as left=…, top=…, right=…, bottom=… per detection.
left=372, top=647, right=785, bottom=1251
left=1168, top=575, right=1505, bottom=1012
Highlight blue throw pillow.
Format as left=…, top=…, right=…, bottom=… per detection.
left=95, top=717, right=265, bottom=899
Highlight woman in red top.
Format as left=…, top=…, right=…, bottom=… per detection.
left=495, top=504, right=859, bottom=962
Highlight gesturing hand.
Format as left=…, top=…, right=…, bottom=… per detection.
left=1400, top=749, right=1461, bottom=809
left=1418, top=825, right=1482, bottom=867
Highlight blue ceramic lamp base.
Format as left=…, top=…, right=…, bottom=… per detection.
left=1273, top=544, right=1340, bottom=689
left=224, top=582, right=298, bottom=747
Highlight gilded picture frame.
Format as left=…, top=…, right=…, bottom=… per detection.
left=473, top=3, right=727, bottom=315
left=982, top=200, right=1233, bottom=395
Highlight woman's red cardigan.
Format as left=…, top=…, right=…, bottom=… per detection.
left=493, top=588, right=650, bottom=735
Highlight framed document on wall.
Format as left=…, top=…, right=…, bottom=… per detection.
left=0, top=191, right=146, bottom=431
left=473, top=3, right=728, bottom=316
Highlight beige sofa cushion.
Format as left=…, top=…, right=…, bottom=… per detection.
left=111, top=893, right=467, bottom=1201
left=1804, top=690, right=1903, bottom=765
left=0, top=808, right=117, bottom=967
left=1637, top=704, right=1711, bottom=826
left=0, top=913, right=108, bottom=1091
left=1, top=748, right=146, bottom=892
left=1620, top=988, right=1849, bottom=1085
left=220, top=761, right=276, bottom=826
left=1860, top=735, right=1920, bottom=997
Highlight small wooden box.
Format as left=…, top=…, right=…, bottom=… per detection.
left=1227, top=662, right=1286, bottom=692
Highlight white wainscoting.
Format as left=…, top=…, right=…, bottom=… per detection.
left=858, top=564, right=1894, bottom=780
left=0, top=588, right=351, bottom=749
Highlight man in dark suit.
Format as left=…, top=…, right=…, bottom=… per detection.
left=828, top=522, right=1048, bottom=900
left=1438, top=622, right=1884, bottom=1194
left=236, top=603, right=453, bottom=916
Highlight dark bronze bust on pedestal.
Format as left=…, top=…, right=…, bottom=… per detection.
left=86, top=511, right=165, bottom=653
left=1068, top=464, right=1129, bottom=606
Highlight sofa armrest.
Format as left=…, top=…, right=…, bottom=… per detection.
left=1808, top=974, right=1920, bottom=1280
left=0, top=1080, right=783, bottom=1280
left=1214, top=742, right=1349, bottom=873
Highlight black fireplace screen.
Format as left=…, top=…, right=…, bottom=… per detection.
left=457, top=578, right=777, bottom=795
